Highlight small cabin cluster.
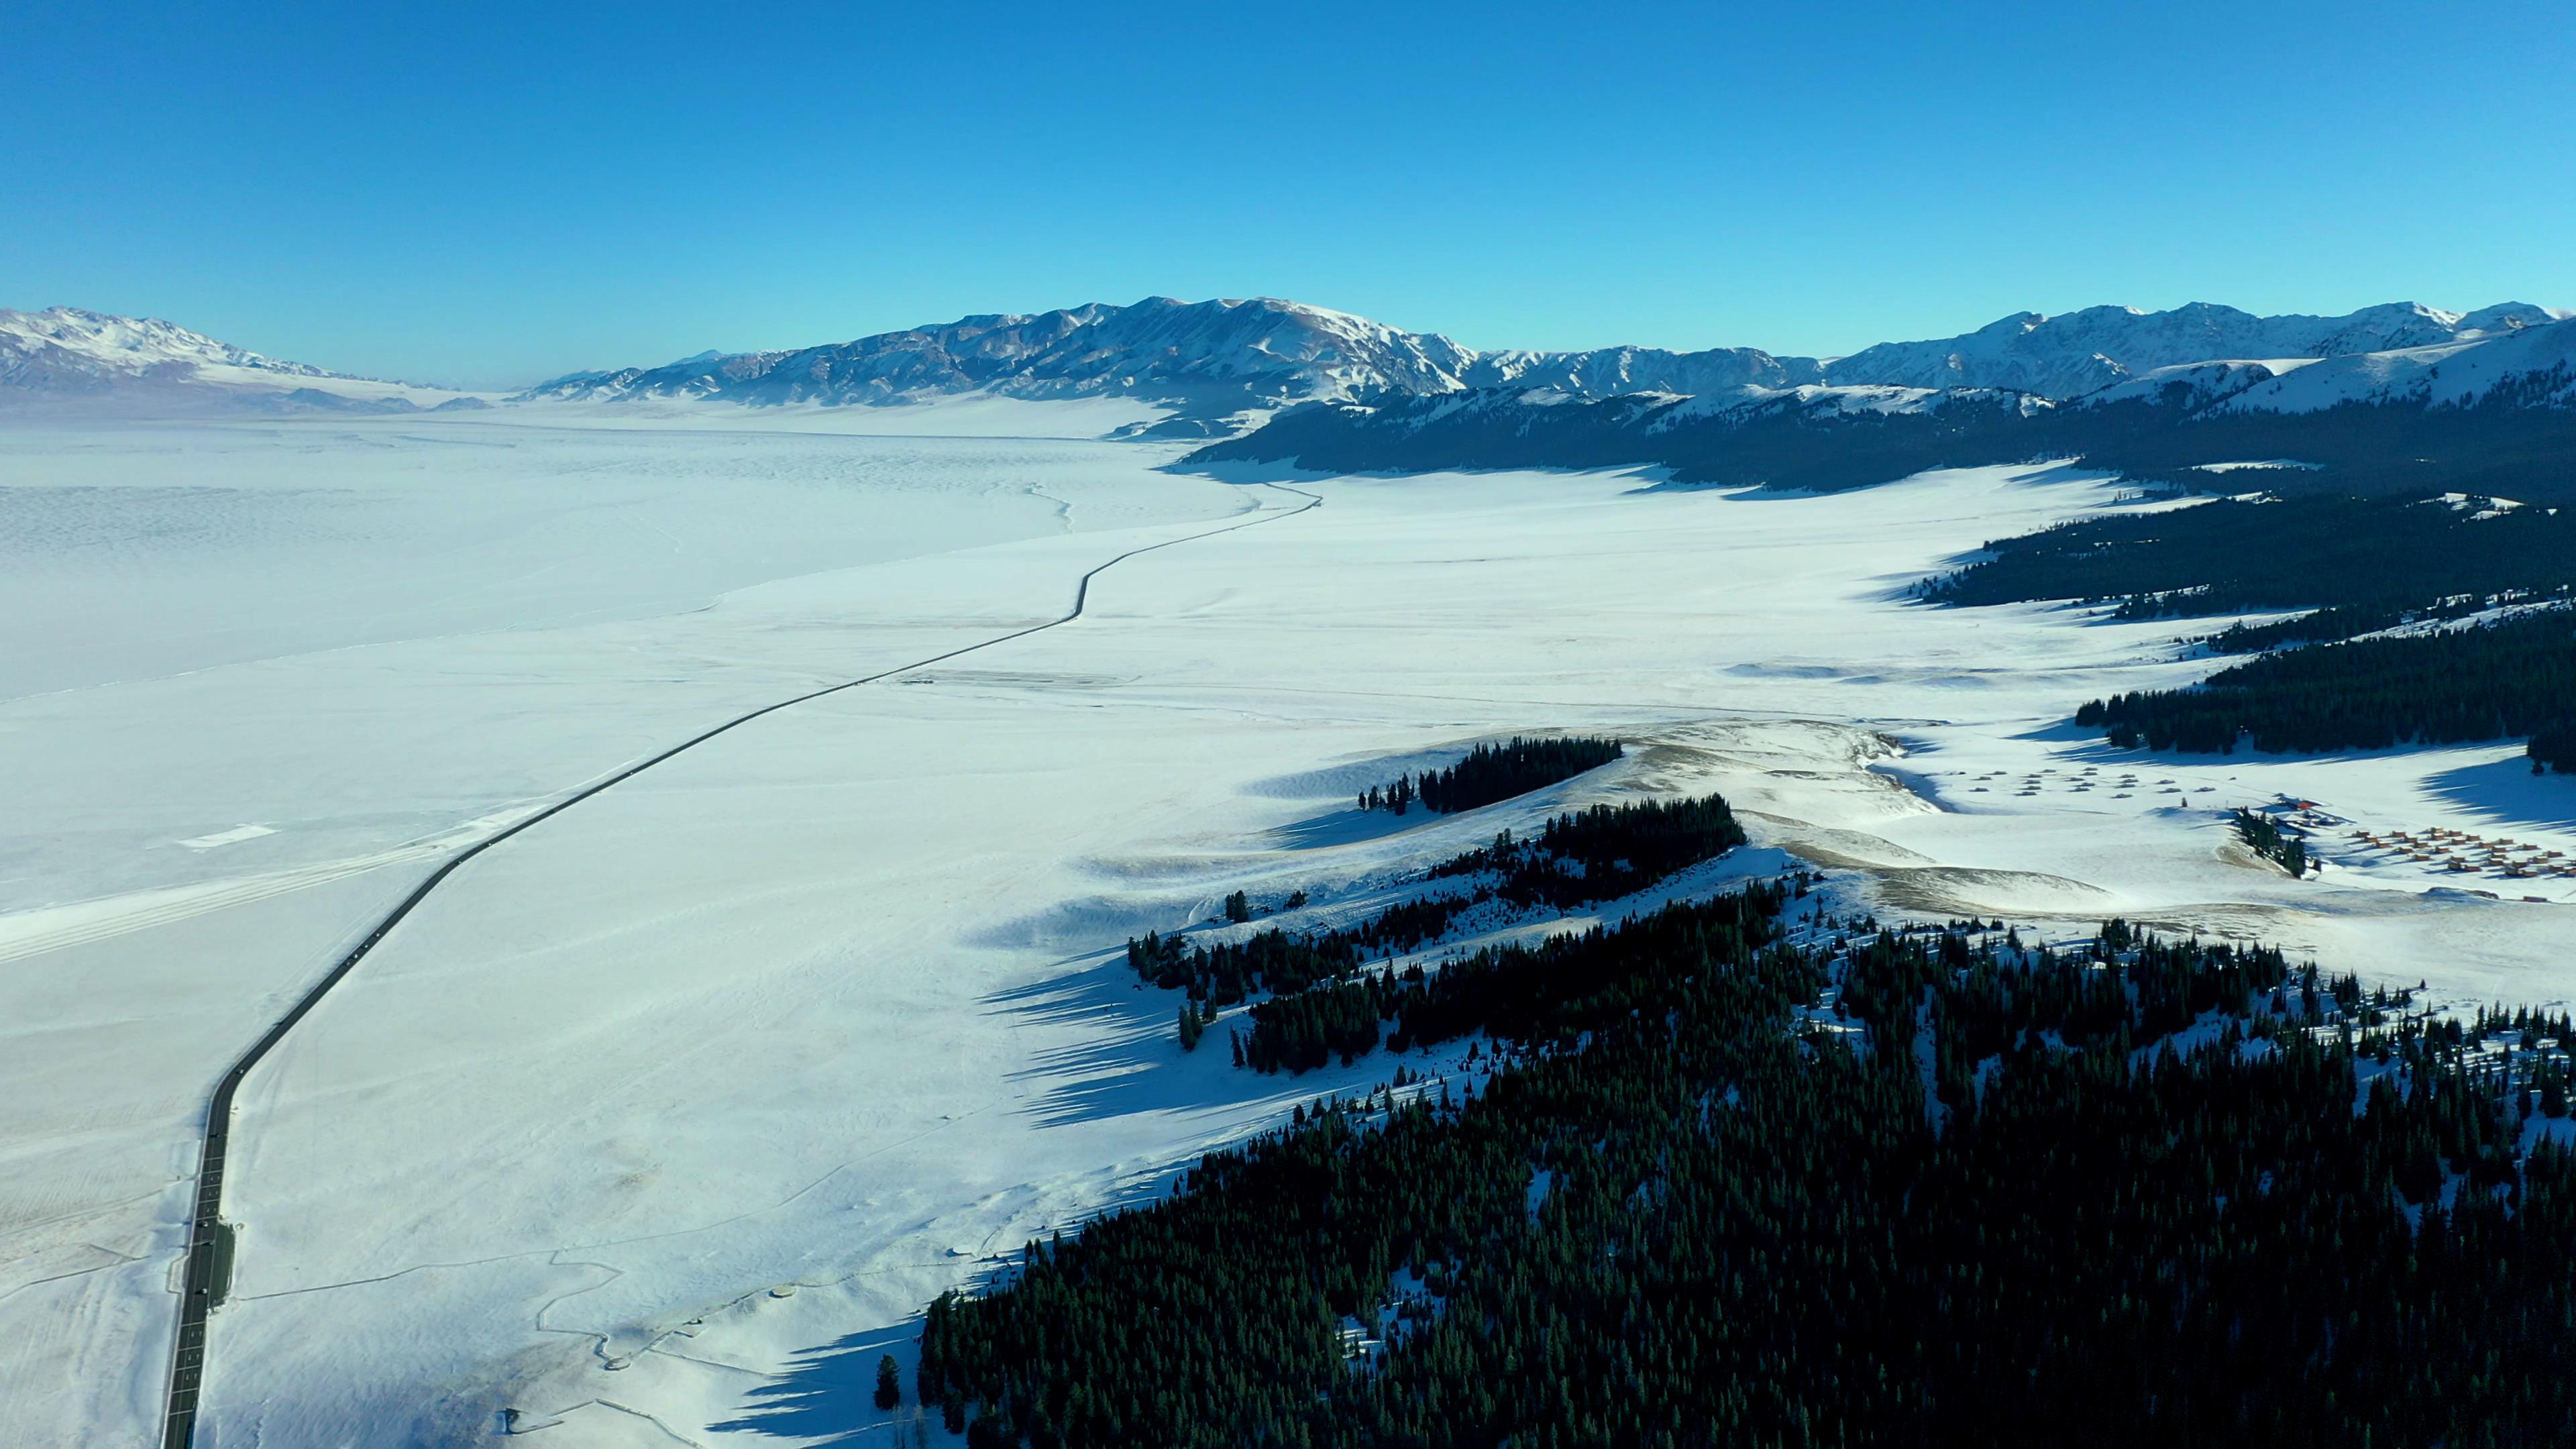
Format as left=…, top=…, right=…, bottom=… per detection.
left=2350, top=826, right=2576, bottom=880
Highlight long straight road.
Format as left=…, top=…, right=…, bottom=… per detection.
left=159, top=486, right=1318, bottom=1447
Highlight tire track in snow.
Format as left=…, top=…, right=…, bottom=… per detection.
left=158, top=482, right=1320, bottom=1447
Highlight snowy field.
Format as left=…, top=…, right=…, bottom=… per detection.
left=3, top=409, right=2570, bottom=1446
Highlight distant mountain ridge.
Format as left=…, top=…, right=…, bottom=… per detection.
left=1192, top=314, right=2576, bottom=502
left=523, top=295, right=2567, bottom=423
left=6, top=294, right=2567, bottom=430
left=0, top=306, right=474, bottom=414
left=517, top=295, right=1831, bottom=431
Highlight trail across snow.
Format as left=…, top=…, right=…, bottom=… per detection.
left=1, top=411, right=2569, bottom=1447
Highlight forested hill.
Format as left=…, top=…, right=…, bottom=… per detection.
left=914, top=889, right=2576, bottom=1448
left=2078, top=608, right=2576, bottom=761
left=1187, top=380, right=2576, bottom=502
left=1918, top=492, right=2576, bottom=649
left=1915, top=491, right=2576, bottom=769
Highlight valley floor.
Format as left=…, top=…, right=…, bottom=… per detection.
left=1, top=412, right=2568, bottom=1446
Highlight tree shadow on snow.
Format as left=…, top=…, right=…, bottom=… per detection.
left=984, top=951, right=1313, bottom=1132
left=708, top=1319, right=924, bottom=1444
left=2424, top=754, right=2576, bottom=834
left=1267, top=805, right=1435, bottom=850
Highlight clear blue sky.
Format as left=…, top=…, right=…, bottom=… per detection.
left=9, top=1, right=2570, bottom=388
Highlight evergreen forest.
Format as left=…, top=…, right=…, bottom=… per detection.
left=1917, top=490, right=2576, bottom=767
left=2074, top=608, right=2576, bottom=758
left=919, top=870, right=2576, bottom=1448
left=1192, top=374, right=2576, bottom=502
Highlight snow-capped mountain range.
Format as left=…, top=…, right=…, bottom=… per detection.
left=1191, top=303, right=2576, bottom=500
left=4, top=294, right=2568, bottom=427
left=517, top=294, right=2568, bottom=419
left=515, top=295, right=1827, bottom=429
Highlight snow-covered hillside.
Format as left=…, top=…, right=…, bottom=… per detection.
left=0, top=307, right=482, bottom=414
left=1461, top=342, right=1824, bottom=396
left=517, top=297, right=1483, bottom=419
left=1826, top=301, right=2569, bottom=396
left=0, top=307, right=344, bottom=384
left=2211, top=315, right=2576, bottom=413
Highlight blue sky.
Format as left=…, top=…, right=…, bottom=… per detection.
left=9, top=1, right=2570, bottom=388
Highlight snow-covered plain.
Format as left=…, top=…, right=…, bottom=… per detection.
left=3, top=411, right=2571, bottom=1446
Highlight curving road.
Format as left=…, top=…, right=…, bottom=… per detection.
left=158, top=484, right=1319, bottom=1447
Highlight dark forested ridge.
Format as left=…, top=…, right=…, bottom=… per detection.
left=921, top=883, right=2576, bottom=1448
left=2075, top=608, right=2576, bottom=758
left=1132, top=792, right=1749, bottom=1071
left=1919, top=492, right=2576, bottom=648
left=1358, top=737, right=1623, bottom=816
left=1188, top=379, right=2576, bottom=502
left=1914, top=490, right=2576, bottom=765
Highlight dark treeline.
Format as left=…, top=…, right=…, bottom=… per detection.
left=918, top=893, right=2576, bottom=1447
left=2534, top=722, right=2576, bottom=774
left=1359, top=737, right=1623, bottom=816
left=1915, top=490, right=2576, bottom=765
left=1917, top=492, right=2576, bottom=648
left=1189, top=373, right=2576, bottom=502
left=2231, top=808, right=2312, bottom=876
left=2074, top=607, right=2576, bottom=756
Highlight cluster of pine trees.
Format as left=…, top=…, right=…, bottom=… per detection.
left=2530, top=722, right=2576, bottom=774
left=1426, top=795, right=1748, bottom=909
left=917, top=890, right=2576, bottom=1447
left=2231, top=808, right=2312, bottom=875
left=1358, top=737, right=1624, bottom=816
left=2073, top=607, right=2576, bottom=755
